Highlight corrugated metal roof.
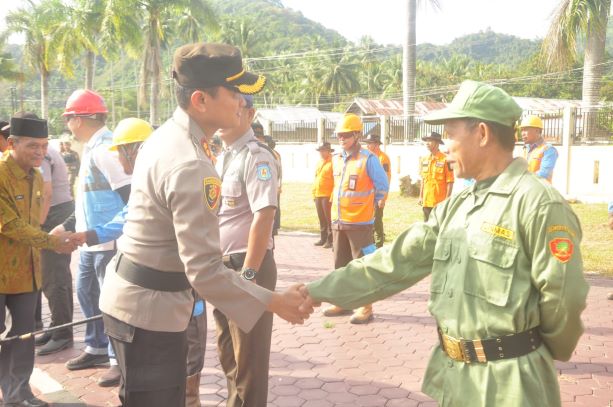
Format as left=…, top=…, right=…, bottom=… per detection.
left=255, top=106, right=343, bottom=122
left=348, top=96, right=611, bottom=116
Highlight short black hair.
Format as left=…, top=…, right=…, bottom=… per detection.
left=175, top=83, right=220, bottom=110
left=464, top=118, right=515, bottom=151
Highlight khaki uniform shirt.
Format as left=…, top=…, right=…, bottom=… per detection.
left=216, top=129, right=279, bottom=255
left=0, top=153, right=61, bottom=294
left=308, top=158, right=588, bottom=407
left=99, top=108, right=272, bottom=333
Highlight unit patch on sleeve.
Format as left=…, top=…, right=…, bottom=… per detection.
left=256, top=162, right=272, bottom=181
left=549, top=237, right=574, bottom=263
left=203, top=177, right=221, bottom=210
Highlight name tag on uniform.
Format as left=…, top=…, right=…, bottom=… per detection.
left=15, top=195, right=24, bottom=200
left=348, top=175, right=358, bottom=191
left=481, top=222, right=514, bottom=241
left=435, top=162, right=444, bottom=168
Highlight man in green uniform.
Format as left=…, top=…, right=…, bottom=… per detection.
left=1, top=116, right=76, bottom=407
left=301, top=80, right=589, bottom=406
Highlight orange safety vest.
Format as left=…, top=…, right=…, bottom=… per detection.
left=525, top=143, right=553, bottom=183
left=312, top=157, right=334, bottom=198
left=331, top=149, right=376, bottom=224
left=420, top=151, right=454, bottom=208
left=376, top=150, right=391, bottom=182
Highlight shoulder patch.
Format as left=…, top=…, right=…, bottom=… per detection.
left=256, top=162, right=272, bottom=181
left=547, top=225, right=576, bottom=238
left=203, top=177, right=221, bottom=210
left=549, top=237, right=573, bottom=263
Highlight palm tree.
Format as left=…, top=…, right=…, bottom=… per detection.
left=6, top=0, right=62, bottom=119
left=138, top=0, right=219, bottom=125
left=0, top=32, right=22, bottom=82
left=403, top=0, right=440, bottom=135
left=216, top=17, right=259, bottom=58
left=542, top=0, right=611, bottom=138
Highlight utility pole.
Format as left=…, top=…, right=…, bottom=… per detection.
left=403, top=0, right=417, bottom=141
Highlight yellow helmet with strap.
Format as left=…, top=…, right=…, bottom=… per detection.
left=519, top=115, right=544, bottom=129
left=110, top=118, right=153, bottom=151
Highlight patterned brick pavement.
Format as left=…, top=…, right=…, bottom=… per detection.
left=10, top=231, right=613, bottom=406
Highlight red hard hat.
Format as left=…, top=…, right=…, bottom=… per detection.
left=63, top=89, right=108, bottom=116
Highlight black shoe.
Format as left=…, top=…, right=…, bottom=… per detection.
left=65, top=352, right=109, bottom=370
left=98, top=365, right=121, bottom=387
left=34, top=332, right=51, bottom=347
left=322, top=241, right=332, bottom=249
left=36, top=337, right=73, bottom=356
left=314, top=240, right=325, bottom=246
left=4, top=396, right=49, bottom=407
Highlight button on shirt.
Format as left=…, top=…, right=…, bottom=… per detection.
left=216, top=129, right=279, bottom=255
left=308, top=158, right=588, bottom=406
left=100, top=108, right=272, bottom=333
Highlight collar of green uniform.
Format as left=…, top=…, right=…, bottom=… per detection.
left=485, top=158, right=528, bottom=195
left=4, top=153, right=31, bottom=180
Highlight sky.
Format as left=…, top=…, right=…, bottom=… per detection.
left=0, top=0, right=583, bottom=46
left=281, top=0, right=562, bottom=45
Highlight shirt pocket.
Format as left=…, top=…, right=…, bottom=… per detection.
left=465, top=240, right=518, bottom=307
left=221, top=180, right=242, bottom=198
left=430, top=238, right=451, bottom=294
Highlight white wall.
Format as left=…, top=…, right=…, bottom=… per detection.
left=275, top=143, right=613, bottom=202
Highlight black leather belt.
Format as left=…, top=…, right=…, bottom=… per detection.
left=115, top=253, right=191, bottom=292
left=437, top=327, right=542, bottom=363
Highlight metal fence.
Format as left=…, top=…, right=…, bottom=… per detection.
left=265, top=106, right=613, bottom=145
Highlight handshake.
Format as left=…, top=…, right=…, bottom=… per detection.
left=48, top=225, right=89, bottom=254
left=267, top=284, right=322, bottom=325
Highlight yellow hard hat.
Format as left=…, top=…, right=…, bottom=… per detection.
left=335, top=113, right=363, bottom=134
left=110, top=118, right=153, bottom=151
left=519, top=115, right=543, bottom=129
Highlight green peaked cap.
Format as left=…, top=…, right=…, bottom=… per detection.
left=424, top=80, right=522, bottom=128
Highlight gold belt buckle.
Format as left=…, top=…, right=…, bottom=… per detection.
left=442, top=334, right=466, bottom=362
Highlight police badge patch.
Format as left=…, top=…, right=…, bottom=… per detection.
left=203, top=177, right=221, bottom=210
left=256, top=162, right=272, bottom=181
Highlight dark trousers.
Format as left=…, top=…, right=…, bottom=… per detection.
left=104, top=314, right=187, bottom=407
left=0, top=292, right=38, bottom=403
left=373, top=207, right=385, bottom=248
left=36, top=201, right=75, bottom=339
left=423, top=207, right=433, bottom=222
left=314, top=197, right=332, bottom=244
left=332, top=226, right=374, bottom=269
left=213, top=250, right=277, bottom=407
left=186, top=297, right=207, bottom=376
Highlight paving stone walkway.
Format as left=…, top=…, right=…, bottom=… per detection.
left=6, top=231, right=613, bottom=406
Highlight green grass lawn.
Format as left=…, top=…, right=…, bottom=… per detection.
left=280, top=183, right=613, bottom=276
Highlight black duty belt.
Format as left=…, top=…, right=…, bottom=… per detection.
left=437, top=327, right=542, bottom=363
left=115, top=253, right=191, bottom=292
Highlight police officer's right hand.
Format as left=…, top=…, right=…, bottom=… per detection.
left=267, top=284, right=313, bottom=325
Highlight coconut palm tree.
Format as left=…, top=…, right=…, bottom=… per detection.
left=5, top=0, right=62, bottom=119
left=542, top=0, right=611, bottom=138
left=138, top=0, right=218, bottom=125
left=0, top=32, right=22, bottom=82
left=403, top=0, right=440, bottom=136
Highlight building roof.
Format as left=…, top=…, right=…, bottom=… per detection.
left=346, top=97, right=446, bottom=117
left=255, top=106, right=343, bottom=122
left=347, top=96, right=611, bottom=117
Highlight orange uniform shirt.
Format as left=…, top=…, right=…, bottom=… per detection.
left=312, top=157, right=334, bottom=198
left=420, top=151, right=454, bottom=208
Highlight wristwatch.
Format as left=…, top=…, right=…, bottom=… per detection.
left=241, top=268, right=257, bottom=281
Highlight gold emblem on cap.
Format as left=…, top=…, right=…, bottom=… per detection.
left=225, top=69, right=245, bottom=82
left=236, top=75, right=267, bottom=95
